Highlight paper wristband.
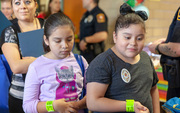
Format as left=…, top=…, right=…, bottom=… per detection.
left=126, top=99, right=134, bottom=112
left=46, top=101, right=55, bottom=112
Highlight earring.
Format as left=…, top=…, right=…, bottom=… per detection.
left=35, top=12, right=39, bottom=17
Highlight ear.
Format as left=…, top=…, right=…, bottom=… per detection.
left=35, top=2, right=38, bottom=9
left=43, top=35, right=49, bottom=46
left=113, top=31, right=117, bottom=44
left=49, top=1, right=52, bottom=8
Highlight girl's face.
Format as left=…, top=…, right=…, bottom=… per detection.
left=113, top=24, right=145, bottom=61
left=12, top=0, right=37, bottom=21
left=1, top=1, right=13, bottom=20
left=49, top=0, right=61, bottom=14
left=44, top=25, right=74, bottom=60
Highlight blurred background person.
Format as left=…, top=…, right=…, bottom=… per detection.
left=0, top=0, right=44, bottom=112
left=79, top=0, right=108, bottom=63
left=37, top=0, right=61, bottom=19
left=148, top=6, right=180, bottom=101
left=1, top=0, right=15, bottom=20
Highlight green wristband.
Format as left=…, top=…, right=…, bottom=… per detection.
left=46, top=101, right=55, bottom=112
left=126, top=99, right=134, bottom=112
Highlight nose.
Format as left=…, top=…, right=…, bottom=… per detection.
left=61, top=40, right=68, bottom=49
left=130, top=38, right=137, bottom=46
left=20, top=2, right=27, bottom=9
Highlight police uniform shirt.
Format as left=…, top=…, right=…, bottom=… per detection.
left=166, top=7, right=180, bottom=43
left=80, top=6, right=108, bottom=41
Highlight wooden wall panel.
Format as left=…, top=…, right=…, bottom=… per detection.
left=63, top=0, right=86, bottom=34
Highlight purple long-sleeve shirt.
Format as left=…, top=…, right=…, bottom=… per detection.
left=23, top=52, right=88, bottom=113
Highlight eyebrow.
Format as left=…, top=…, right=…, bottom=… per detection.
left=53, top=35, right=73, bottom=39
left=123, top=33, right=144, bottom=36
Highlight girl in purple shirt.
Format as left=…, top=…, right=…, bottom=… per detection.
left=23, top=12, right=88, bottom=113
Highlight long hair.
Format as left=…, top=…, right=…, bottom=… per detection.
left=45, top=0, right=61, bottom=19
left=43, top=12, right=75, bottom=53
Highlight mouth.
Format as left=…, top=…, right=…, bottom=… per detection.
left=20, top=12, right=29, bottom=15
left=61, top=51, right=69, bottom=54
left=128, top=48, right=137, bottom=51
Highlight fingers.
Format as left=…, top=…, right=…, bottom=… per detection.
left=134, top=101, right=149, bottom=113
left=79, top=40, right=87, bottom=51
left=66, top=107, right=78, bottom=113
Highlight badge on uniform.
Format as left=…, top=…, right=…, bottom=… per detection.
left=121, top=68, right=131, bottom=83
left=177, top=9, right=180, bottom=21
left=84, top=15, right=93, bottom=23
left=96, top=13, right=105, bottom=23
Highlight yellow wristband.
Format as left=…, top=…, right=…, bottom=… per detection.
left=46, top=101, right=55, bottom=112
left=126, top=99, right=134, bottom=112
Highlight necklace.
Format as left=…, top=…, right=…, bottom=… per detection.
left=18, top=18, right=38, bottom=32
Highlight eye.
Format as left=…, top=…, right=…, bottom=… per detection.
left=14, top=2, right=20, bottom=5
left=67, top=38, right=73, bottom=42
left=125, top=36, right=131, bottom=40
left=54, top=39, right=61, bottom=43
left=55, top=40, right=61, bottom=43
left=25, top=0, right=31, bottom=5
left=137, top=36, right=144, bottom=41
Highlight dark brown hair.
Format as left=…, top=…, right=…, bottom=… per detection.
left=43, top=12, right=75, bottom=53
left=115, top=3, right=146, bottom=34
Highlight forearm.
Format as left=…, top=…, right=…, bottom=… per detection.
left=159, top=42, right=180, bottom=57
left=8, top=57, right=36, bottom=74
left=151, top=85, right=160, bottom=113
left=76, top=96, right=87, bottom=109
left=37, top=101, right=48, bottom=113
left=2, top=44, right=36, bottom=74
left=85, top=31, right=107, bottom=43
left=87, top=97, right=126, bottom=112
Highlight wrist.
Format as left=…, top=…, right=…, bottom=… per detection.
left=46, top=100, right=55, bottom=112
left=83, top=37, right=87, bottom=43
left=126, top=99, right=134, bottom=112
left=155, top=44, right=161, bottom=54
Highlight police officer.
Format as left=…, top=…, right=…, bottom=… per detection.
left=79, top=0, right=108, bottom=63
left=148, top=7, right=180, bottom=101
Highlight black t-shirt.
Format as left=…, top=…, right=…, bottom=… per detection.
left=86, top=49, right=159, bottom=113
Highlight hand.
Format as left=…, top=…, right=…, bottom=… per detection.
left=79, top=39, right=87, bottom=52
left=148, top=38, right=166, bottom=53
left=53, top=99, right=78, bottom=113
left=134, top=101, right=149, bottom=113
left=69, top=101, right=80, bottom=110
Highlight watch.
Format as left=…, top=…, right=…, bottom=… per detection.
left=155, top=44, right=161, bottom=54
left=83, top=38, right=87, bottom=43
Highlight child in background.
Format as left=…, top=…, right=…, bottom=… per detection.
left=86, top=3, right=160, bottom=113
left=23, top=12, right=88, bottom=113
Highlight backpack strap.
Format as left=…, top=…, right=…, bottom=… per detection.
left=74, top=54, right=88, bottom=113
left=74, top=54, right=85, bottom=77
left=74, top=54, right=85, bottom=99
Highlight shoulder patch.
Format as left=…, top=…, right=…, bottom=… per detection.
left=96, top=13, right=105, bottom=23
left=177, top=9, right=180, bottom=21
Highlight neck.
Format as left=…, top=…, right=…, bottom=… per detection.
left=18, top=18, right=39, bottom=32
left=51, top=10, right=58, bottom=15
left=87, top=3, right=97, bottom=11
